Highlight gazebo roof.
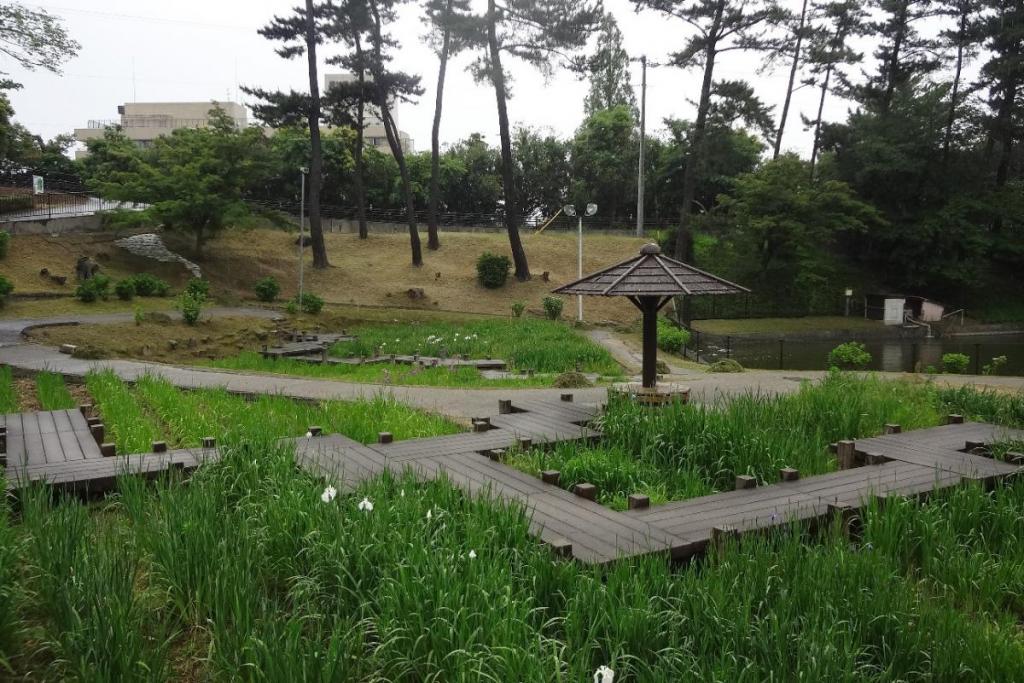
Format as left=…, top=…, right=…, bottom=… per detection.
left=553, top=243, right=750, bottom=298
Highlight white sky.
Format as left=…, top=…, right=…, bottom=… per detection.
left=7, top=1, right=971, bottom=157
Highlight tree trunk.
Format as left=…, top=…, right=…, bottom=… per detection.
left=773, top=0, right=808, bottom=159
left=383, top=104, right=422, bottom=265
left=809, top=63, right=833, bottom=179
left=427, top=0, right=453, bottom=251
left=881, top=0, right=909, bottom=115
left=941, top=9, right=967, bottom=168
left=675, top=0, right=724, bottom=263
left=487, top=0, right=530, bottom=280
left=355, top=42, right=368, bottom=239
left=304, top=0, right=329, bottom=268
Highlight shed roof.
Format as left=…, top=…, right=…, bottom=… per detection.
left=552, top=243, right=750, bottom=298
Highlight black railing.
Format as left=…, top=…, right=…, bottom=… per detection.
left=0, top=189, right=146, bottom=221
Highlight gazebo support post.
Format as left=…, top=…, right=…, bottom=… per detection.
left=629, top=294, right=672, bottom=389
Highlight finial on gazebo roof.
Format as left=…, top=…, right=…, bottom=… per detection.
left=640, top=243, right=661, bottom=255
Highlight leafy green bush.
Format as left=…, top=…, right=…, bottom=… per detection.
left=129, top=274, right=171, bottom=297
left=542, top=296, right=564, bottom=321
left=709, top=359, right=744, bottom=373
left=295, top=292, right=324, bottom=315
left=185, top=277, right=210, bottom=302
left=179, top=291, right=203, bottom=325
left=285, top=300, right=299, bottom=315
left=0, top=274, right=12, bottom=305
left=942, top=352, right=970, bottom=374
left=656, top=318, right=691, bottom=354
left=0, top=230, right=9, bottom=258
left=114, top=279, right=136, bottom=301
left=75, top=275, right=111, bottom=303
left=827, top=341, right=872, bottom=370
left=983, top=355, right=1008, bottom=376
left=476, top=252, right=511, bottom=289
left=511, top=301, right=525, bottom=318
left=254, top=276, right=281, bottom=302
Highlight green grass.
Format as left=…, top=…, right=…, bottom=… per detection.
left=205, top=352, right=557, bottom=388
left=693, top=316, right=885, bottom=336
left=34, top=371, right=76, bottom=410
left=331, top=318, right=622, bottom=375
left=0, top=366, right=17, bottom=413
left=85, top=371, right=165, bottom=454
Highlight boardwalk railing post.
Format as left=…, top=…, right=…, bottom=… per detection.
left=308, top=426, right=323, bottom=436
left=202, top=437, right=216, bottom=449
left=836, top=441, right=856, bottom=470
left=883, top=423, right=902, bottom=434
left=947, top=414, right=965, bottom=425
left=711, top=525, right=739, bottom=551
left=498, top=399, right=513, bottom=414
left=152, top=441, right=168, bottom=453
left=541, top=470, right=561, bottom=486
left=517, top=437, right=532, bottom=451
left=828, top=503, right=862, bottom=541
left=378, top=432, right=394, bottom=444
left=573, top=483, right=597, bottom=501
left=735, top=474, right=757, bottom=490
left=779, top=467, right=800, bottom=482
left=100, top=442, right=116, bottom=457
left=0, top=426, right=6, bottom=467
left=546, top=538, right=573, bottom=558
left=78, top=404, right=93, bottom=418
left=627, top=493, right=650, bottom=510
left=560, top=393, right=573, bottom=402
left=91, top=423, right=105, bottom=445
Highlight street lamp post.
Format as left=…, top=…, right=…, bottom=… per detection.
left=563, top=203, right=598, bottom=322
left=298, top=167, right=309, bottom=305
left=844, top=288, right=853, bottom=317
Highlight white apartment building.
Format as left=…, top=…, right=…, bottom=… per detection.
left=73, top=101, right=247, bottom=157
left=324, top=73, right=414, bottom=153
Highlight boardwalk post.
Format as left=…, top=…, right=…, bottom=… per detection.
left=78, top=404, right=93, bottom=418
left=0, top=426, right=6, bottom=467
left=202, top=437, right=216, bottom=449
left=472, top=418, right=491, bottom=433
left=627, top=493, right=650, bottom=510
left=90, top=423, right=105, bottom=444
left=947, top=414, right=965, bottom=424
left=378, top=432, right=394, bottom=444
left=100, top=442, right=116, bottom=457
left=735, top=474, right=757, bottom=490
left=308, top=426, right=323, bottom=436
left=517, top=437, right=532, bottom=451
left=864, top=451, right=888, bottom=465
left=151, top=441, right=168, bottom=453
left=711, top=525, right=739, bottom=551
left=541, top=470, right=561, bottom=486
left=546, top=538, right=573, bottom=558
left=836, top=440, right=856, bottom=470
left=573, top=483, right=597, bottom=500
left=779, top=467, right=800, bottom=482
left=498, top=399, right=513, bottom=414
left=560, top=393, right=574, bottom=402
left=828, top=503, right=862, bottom=541
left=883, top=424, right=902, bottom=434
left=1006, top=452, right=1024, bottom=465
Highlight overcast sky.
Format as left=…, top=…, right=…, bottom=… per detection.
left=8, top=1, right=967, bottom=157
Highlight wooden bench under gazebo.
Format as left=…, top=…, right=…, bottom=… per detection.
left=553, top=243, right=749, bottom=404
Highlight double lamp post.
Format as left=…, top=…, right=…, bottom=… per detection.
left=563, top=202, right=597, bottom=323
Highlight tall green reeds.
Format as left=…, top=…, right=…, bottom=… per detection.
left=0, top=366, right=17, bottom=413
left=35, top=371, right=76, bottom=410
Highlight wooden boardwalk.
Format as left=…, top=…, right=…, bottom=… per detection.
left=4, top=395, right=1022, bottom=566
left=2, top=408, right=216, bottom=493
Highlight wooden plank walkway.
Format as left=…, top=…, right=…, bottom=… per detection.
left=292, top=354, right=508, bottom=371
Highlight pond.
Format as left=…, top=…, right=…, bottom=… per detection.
left=699, top=333, right=1024, bottom=376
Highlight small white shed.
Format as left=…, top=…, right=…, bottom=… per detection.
left=883, top=298, right=906, bottom=325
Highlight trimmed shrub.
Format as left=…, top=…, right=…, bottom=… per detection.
left=828, top=341, right=872, bottom=370
left=542, top=296, right=564, bottom=321
left=476, top=252, right=511, bottom=289
left=709, top=359, right=744, bottom=373
left=285, top=300, right=299, bottom=315
left=185, top=277, right=210, bottom=302
left=254, top=276, right=281, bottom=302
left=179, top=291, right=203, bottom=325
left=71, top=345, right=107, bottom=360
left=114, top=279, right=136, bottom=301
left=0, top=230, right=9, bottom=258
left=511, top=301, right=526, bottom=318
left=296, top=292, right=324, bottom=315
left=130, top=274, right=171, bottom=297
left=553, top=371, right=594, bottom=388
left=942, top=352, right=970, bottom=374
left=656, top=318, right=691, bottom=354
left=0, top=274, right=12, bottom=305
left=74, top=274, right=111, bottom=303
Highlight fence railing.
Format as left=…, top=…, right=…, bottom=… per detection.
left=0, top=190, right=146, bottom=222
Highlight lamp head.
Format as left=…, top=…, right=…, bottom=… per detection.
left=585, top=203, right=598, bottom=217
left=299, top=166, right=309, bottom=175
left=562, top=205, right=576, bottom=217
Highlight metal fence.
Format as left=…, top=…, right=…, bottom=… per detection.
left=0, top=190, right=146, bottom=222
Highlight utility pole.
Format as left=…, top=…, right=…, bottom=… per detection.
left=636, top=55, right=647, bottom=237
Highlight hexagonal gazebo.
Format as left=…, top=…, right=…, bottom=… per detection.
left=553, top=243, right=749, bottom=392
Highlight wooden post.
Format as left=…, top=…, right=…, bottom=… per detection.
left=828, top=502, right=862, bottom=541
left=641, top=296, right=658, bottom=389
left=779, top=467, right=800, bottom=482
left=864, top=452, right=888, bottom=465
left=78, top=404, right=93, bottom=417
left=947, top=414, right=964, bottom=424
left=711, top=525, right=739, bottom=550
left=151, top=441, right=168, bottom=453
left=308, top=426, right=323, bottom=436
left=1006, top=452, right=1024, bottom=466
left=836, top=440, right=856, bottom=470
left=735, top=474, right=757, bottom=490
left=202, top=437, right=216, bottom=449
left=883, top=423, right=902, bottom=434
left=378, top=432, right=394, bottom=444
left=100, top=442, right=116, bottom=457
left=90, top=423, right=105, bottom=444
left=541, top=470, right=560, bottom=486
left=0, top=426, right=6, bottom=455
left=498, top=399, right=513, bottom=414
left=627, top=493, right=650, bottom=510
left=86, top=416, right=101, bottom=428
left=517, top=437, right=532, bottom=450
left=472, top=418, right=491, bottom=433
left=560, top=393, right=574, bottom=402
left=573, top=483, right=597, bottom=500
left=965, top=440, right=987, bottom=452
left=321, top=346, right=329, bottom=363
left=547, top=537, right=573, bottom=558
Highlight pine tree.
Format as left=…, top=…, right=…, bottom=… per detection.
left=937, top=0, right=983, bottom=167
left=631, top=0, right=785, bottom=264
left=863, top=0, right=942, bottom=114
left=460, top=0, right=602, bottom=281
left=584, top=13, right=637, bottom=116
left=802, top=0, right=866, bottom=177
left=249, top=1, right=331, bottom=269
left=772, top=0, right=811, bottom=158
left=978, top=0, right=1023, bottom=211
left=424, top=0, right=473, bottom=250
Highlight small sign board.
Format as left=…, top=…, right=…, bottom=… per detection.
left=32, top=175, right=44, bottom=194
